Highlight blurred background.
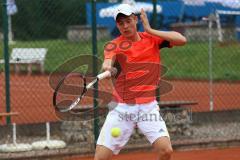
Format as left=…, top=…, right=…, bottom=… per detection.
left=0, top=0, right=240, bottom=159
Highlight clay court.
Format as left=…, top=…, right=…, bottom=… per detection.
left=66, top=147, right=240, bottom=160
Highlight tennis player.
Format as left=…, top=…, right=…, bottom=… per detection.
left=95, top=4, right=187, bottom=160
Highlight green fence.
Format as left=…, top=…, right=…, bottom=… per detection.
left=0, top=0, right=240, bottom=159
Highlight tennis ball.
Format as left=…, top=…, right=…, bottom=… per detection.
left=111, top=127, right=121, bottom=138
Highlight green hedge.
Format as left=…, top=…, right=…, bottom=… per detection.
left=0, top=0, right=86, bottom=40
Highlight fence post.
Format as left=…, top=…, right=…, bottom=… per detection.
left=92, top=0, right=99, bottom=146
left=2, top=0, right=11, bottom=124
left=152, top=0, right=160, bottom=103
left=208, top=14, right=215, bottom=111
left=152, top=0, right=157, bottom=28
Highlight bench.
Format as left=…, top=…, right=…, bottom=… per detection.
left=159, top=100, right=198, bottom=108
left=158, top=100, right=198, bottom=136
left=0, top=48, right=47, bottom=74
left=0, top=112, right=19, bottom=121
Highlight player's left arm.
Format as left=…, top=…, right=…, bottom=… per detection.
left=140, top=8, right=187, bottom=46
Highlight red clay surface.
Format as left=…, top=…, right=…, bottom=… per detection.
left=1, top=74, right=240, bottom=124
left=66, top=147, right=240, bottom=160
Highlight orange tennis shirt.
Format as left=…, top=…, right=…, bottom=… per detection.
left=104, top=32, right=171, bottom=104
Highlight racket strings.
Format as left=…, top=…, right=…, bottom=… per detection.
left=53, top=71, right=114, bottom=114
left=54, top=74, right=89, bottom=112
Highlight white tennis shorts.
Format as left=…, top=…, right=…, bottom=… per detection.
left=97, top=100, right=170, bottom=155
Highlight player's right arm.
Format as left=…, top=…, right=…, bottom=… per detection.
left=102, top=58, right=119, bottom=77
left=102, top=41, right=118, bottom=76
left=102, top=58, right=115, bottom=71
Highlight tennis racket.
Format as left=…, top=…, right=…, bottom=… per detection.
left=53, top=70, right=115, bottom=113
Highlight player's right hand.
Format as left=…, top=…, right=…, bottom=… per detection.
left=109, top=67, right=118, bottom=77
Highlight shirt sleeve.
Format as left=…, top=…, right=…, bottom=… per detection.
left=152, top=35, right=173, bottom=49
left=144, top=32, right=172, bottom=49
left=159, top=40, right=172, bottom=49
left=151, top=34, right=164, bottom=45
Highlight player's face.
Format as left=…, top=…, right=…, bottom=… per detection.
left=116, top=14, right=138, bottom=39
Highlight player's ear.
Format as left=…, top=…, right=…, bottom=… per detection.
left=115, top=21, right=119, bottom=27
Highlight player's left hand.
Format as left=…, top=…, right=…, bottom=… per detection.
left=140, top=8, right=152, bottom=33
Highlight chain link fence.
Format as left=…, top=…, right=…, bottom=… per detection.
left=0, top=0, right=240, bottom=159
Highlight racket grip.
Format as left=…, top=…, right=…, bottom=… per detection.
left=97, top=70, right=111, bottom=80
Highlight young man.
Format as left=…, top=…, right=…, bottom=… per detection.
left=95, top=4, right=186, bottom=160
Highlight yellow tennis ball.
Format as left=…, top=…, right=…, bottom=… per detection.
left=111, top=127, right=121, bottom=138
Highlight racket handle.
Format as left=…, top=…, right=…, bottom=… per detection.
left=97, top=70, right=111, bottom=80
